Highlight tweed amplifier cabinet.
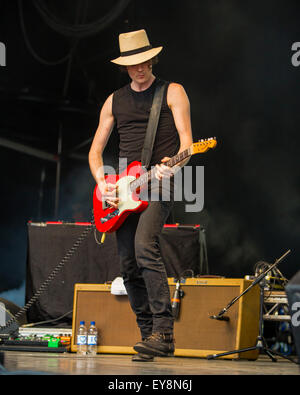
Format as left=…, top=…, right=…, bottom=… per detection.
left=71, top=278, right=260, bottom=359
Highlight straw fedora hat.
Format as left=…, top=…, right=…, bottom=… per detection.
left=111, top=29, right=163, bottom=66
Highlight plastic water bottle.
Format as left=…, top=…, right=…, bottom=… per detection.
left=77, top=321, right=87, bottom=355
left=87, top=321, right=98, bottom=355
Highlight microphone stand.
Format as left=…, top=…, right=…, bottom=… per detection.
left=207, top=249, right=297, bottom=363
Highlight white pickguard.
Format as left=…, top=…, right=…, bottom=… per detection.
left=116, top=176, right=141, bottom=214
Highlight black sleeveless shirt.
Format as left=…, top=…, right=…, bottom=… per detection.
left=112, top=78, right=180, bottom=170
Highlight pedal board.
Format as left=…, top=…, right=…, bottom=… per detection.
left=0, top=334, right=70, bottom=353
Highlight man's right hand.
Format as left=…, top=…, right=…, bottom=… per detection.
left=98, top=180, right=119, bottom=209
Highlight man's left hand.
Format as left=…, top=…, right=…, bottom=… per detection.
left=155, top=157, right=175, bottom=180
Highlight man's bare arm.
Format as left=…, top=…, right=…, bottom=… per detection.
left=89, top=94, right=119, bottom=207
left=155, top=83, right=193, bottom=180
left=89, top=94, right=114, bottom=183
left=168, top=82, right=193, bottom=166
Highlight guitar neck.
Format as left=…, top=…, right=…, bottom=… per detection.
left=130, top=147, right=191, bottom=191
left=164, top=147, right=191, bottom=167
left=129, top=137, right=217, bottom=192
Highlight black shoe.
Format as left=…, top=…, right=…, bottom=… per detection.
left=132, top=353, right=154, bottom=362
left=133, top=332, right=175, bottom=357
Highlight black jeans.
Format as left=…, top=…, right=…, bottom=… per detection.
left=116, top=200, right=174, bottom=340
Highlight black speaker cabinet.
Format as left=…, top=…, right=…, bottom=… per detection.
left=26, top=222, right=205, bottom=325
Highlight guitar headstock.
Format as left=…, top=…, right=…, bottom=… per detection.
left=190, top=137, right=217, bottom=154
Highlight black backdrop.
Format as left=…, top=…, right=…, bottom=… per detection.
left=26, top=223, right=205, bottom=325
left=0, top=0, right=300, bottom=298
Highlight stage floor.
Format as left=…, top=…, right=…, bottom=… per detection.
left=1, top=351, right=299, bottom=376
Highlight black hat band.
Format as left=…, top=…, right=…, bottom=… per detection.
left=120, top=45, right=153, bottom=57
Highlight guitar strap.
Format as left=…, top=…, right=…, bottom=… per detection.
left=141, top=80, right=167, bottom=169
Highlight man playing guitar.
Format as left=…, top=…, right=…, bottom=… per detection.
left=89, top=29, right=193, bottom=361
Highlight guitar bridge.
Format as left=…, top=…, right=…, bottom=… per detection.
left=100, top=209, right=120, bottom=224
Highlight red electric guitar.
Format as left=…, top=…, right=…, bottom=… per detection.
left=93, top=138, right=217, bottom=234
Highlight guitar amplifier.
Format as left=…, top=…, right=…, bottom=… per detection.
left=71, top=277, right=260, bottom=359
